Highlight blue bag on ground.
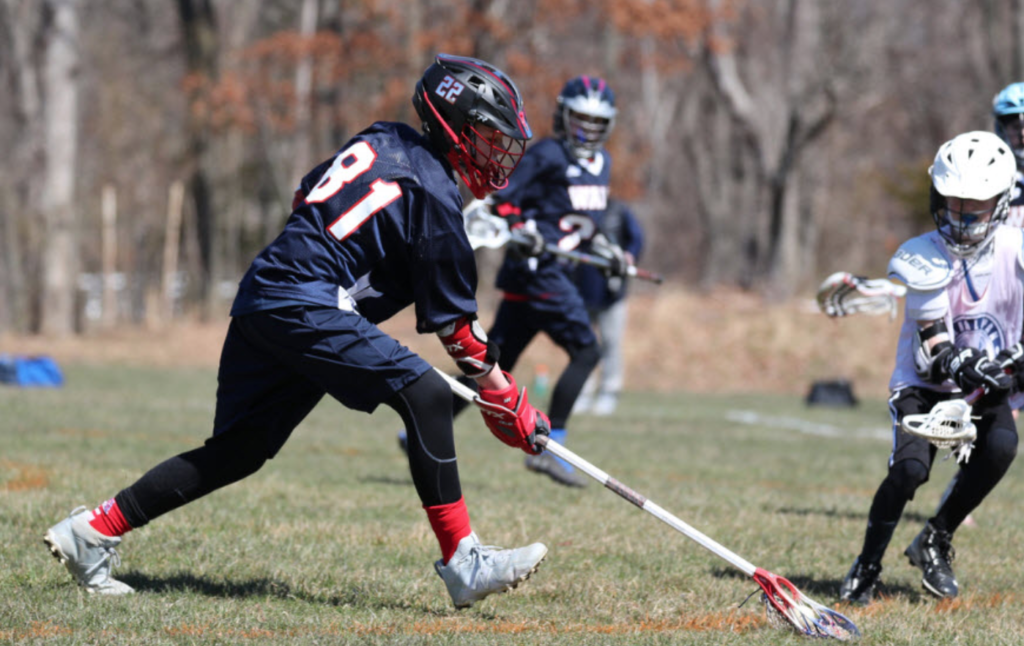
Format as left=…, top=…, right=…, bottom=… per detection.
left=0, top=355, right=65, bottom=387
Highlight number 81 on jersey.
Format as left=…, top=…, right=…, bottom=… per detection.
left=305, top=141, right=402, bottom=241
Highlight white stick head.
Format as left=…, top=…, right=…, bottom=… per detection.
left=901, top=398, right=978, bottom=449
left=463, top=200, right=512, bottom=249
left=816, top=271, right=905, bottom=319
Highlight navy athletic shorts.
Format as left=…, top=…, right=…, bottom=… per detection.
left=488, top=293, right=597, bottom=360
left=212, top=305, right=430, bottom=457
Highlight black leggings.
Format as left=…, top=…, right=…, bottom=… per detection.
left=116, top=370, right=461, bottom=529
left=858, top=394, right=1017, bottom=563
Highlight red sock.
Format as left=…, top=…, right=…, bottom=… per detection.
left=425, top=497, right=471, bottom=564
left=88, top=498, right=132, bottom=537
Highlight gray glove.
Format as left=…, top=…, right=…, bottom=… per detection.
left=591, top=233, right=629, bottom=278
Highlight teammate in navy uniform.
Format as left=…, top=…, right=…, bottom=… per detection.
left=449, top=75, right=629, bottom=488
left=42, top=54, right=551, bottom=609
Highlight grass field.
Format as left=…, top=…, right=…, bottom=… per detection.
left=3, top=362, right=1024, bottom=645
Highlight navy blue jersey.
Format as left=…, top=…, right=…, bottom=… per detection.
left=492, top=137, right=612, bottom=298
left=232, top=122, right=478, bottom=334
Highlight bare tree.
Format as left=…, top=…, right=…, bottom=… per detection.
left=698, top=0, right=836, bottom=296
left=177, top=0, right=219, bottom=319
left=0, top=0, right=45, bottom=333
left=39, top=0, right=81, bottom=335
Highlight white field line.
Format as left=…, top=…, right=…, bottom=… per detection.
left=726, top=410, right=890, bottom=441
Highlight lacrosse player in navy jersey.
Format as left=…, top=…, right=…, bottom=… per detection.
left=445, top=75, right=627, bottom=488
left=839, top=131, right=1023, bottom=605
left=42, top=54, right=552, bottom=609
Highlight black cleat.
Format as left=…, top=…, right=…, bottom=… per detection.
left=524, top=452, right=588, bottom=488
left=905, top=522, right=958, bottom=599
left=839, top=558, right=882, bottom=605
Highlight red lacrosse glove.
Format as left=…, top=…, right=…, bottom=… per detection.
left=476, top=372, right=550, bottom=455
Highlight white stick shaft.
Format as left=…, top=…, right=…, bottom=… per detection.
left=433, top=367, right=758, bottom=576
left=537, top=436, right=758, bottom=576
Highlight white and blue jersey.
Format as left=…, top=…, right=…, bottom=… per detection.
left=232, top=121, right=478, bottom=334
left=889, top=228, right=1024, bottom=411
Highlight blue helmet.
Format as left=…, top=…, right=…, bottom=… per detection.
left=553, top=75, right=617, bottom=159
left=993, top=82, right=1024, bottom=166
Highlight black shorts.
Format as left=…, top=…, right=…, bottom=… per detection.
left=212, top=306, right=431, bottom=457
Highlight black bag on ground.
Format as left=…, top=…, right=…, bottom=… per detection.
left=805, top=379, right=857, bottom=407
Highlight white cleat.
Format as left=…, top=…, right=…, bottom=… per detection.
left=434, top=532, right=547, bottom=609
left=43, top=506, right=134, bottom=595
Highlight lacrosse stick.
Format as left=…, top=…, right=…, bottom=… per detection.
left=463, top=202, right=665, bottom=284
left=901, top=388, right=983, bottom=463
left=816, top=271, right=906, bottom=319
left=435, top=368, right=860, bottom=641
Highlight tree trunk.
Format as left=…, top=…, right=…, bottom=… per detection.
left=101, top=184, right=118, bottom=328
left=177, top=0, right=219, bottom=319
left=39, top=0, right=80, bottom=336
left=291, top=0, right=318, bottom=189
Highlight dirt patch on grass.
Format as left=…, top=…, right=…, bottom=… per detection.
left=0, top=288, right=898, bottom=398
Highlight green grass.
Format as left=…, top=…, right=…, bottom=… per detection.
left=2, top=364, right=1024, bottom=644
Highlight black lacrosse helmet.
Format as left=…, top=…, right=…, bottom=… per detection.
left=413, top=54, right=532, bottom=198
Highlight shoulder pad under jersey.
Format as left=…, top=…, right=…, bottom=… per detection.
left=887, top=234, right=953, bottom=291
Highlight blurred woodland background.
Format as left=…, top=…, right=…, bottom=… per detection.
left=3, top=0, right=1024, bottom=336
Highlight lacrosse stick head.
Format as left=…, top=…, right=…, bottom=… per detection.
left=901, top=398, right=978, bottom=449
left=816, top=272, right=905, bottom=319
left=753, top=569, right=860, bottom=641
left=463, top=201, right=512, bottom=249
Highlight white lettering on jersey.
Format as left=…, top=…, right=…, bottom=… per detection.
left=567, top=185, right=608, bottom=212
left=952, top=315, right=1004, bottom=358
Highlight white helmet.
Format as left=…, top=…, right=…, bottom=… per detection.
left=929, top=131, right=1016, bottom=257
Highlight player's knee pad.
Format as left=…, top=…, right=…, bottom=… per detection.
left=389, top=370, right=456, bottom=459
left=395, top=369, right=451, bottom=418
left=886, top=459, right=930, bottom=499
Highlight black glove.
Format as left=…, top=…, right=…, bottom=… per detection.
left=996, top=341, right=1024, bottom=390
left=510, top=228, right=546, bottom=259
left=591, top=234, right=629, bottom=278
left=947, top=347, right=1012, bottom=395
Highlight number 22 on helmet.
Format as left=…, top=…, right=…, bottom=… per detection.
left=413, top=54, right=533, bottom=199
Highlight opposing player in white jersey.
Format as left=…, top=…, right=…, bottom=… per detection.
left=839, top=132, right=1023, bottom=605
left=993, top=83, right=1024, bottom=227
